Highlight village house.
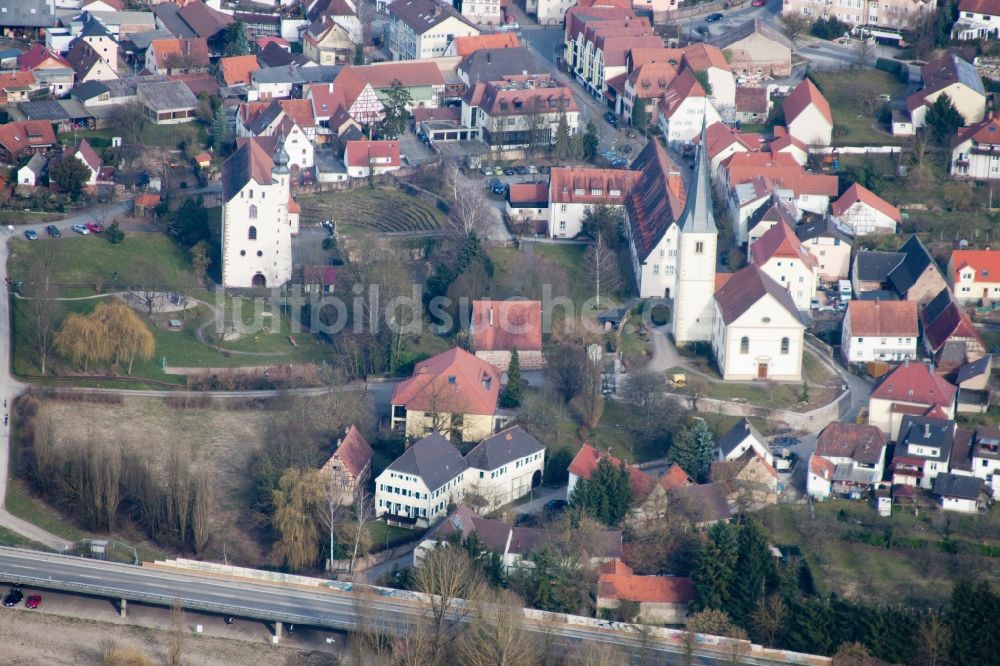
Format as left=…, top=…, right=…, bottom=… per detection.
left=65, top=138, right=102, bottom=187
left=747, top=197, right=799, bottom=248
left=951, top=113, right=1000, bottom=180
left=699, top=122, right=763, bottom=174
left=18, top=45, right=75, bottom=97
left=893, top=415, right=965, bottom=489
left=970, top=425, right=1000, bottom=481
left=455, top=46, right=537, bottom=87
left=301, top=266, right=336, bottom=293
left=463, top=426, right=546, bottom=509
left=375, top=432, right=469, bottom=527
left=749, top=220, right=818, bottom=311
left=656, top=70, right=721, bottom=148
left=65, top=39, right=118, bottom=83
left=505, top=182, right=549, bottom=232
left=387, top=0, right=480, bottom=61
left=320, top=425, right=373, bottom=506
left=667, top=482, right=734, bottom=526
left=783, top=78, right=833, bottom=147
left=709, top=18, right=793, bottom=80
left=390, top=347, right=504, bottom=443
left=851, top=236, right=947, bottom=304
left=712, top=264, right=805, bottom=381
left=567, top=443, right=655, bottom=503
left=469, top=299, right=543, bottom=371
left=219, top=54, right=260, bottom=87
left=710, top=449, right=781, bottom=509
left=715, top=417, right=774, bottom=466
left=0, top=120, right=56, bottom=165
left=783, top=0, right=934, bottom=31
left=0, top=71, right=42, bottom=105
left=343, top=139, right=400, bottom=178
left=17, top=152, right=46, bottom=188
left=907, top=53, right=986, bottom=129
left=596, top=562, right=694, bottom=624
left=444, top=32, right=518, bottom=57
left=795, top=217, right=852, bottom=281
left=948, top=248, right=1000, bottom=303
left=808, top=422, right=888, bottom=500
left=831, top=183, right=902, bottom=236
left=841, top=300, right=918, bottom=365
left=462, top=75, right=579, bottom=152
left=955, top=355, right=993, bottom=414
left=562, top=9, right=660, bottom=102
left=952, top=0, right=1000, bottom=40
left=332, top=61, right=447, bottom=126
left=735, top=86, right=770, bottom=124
left=933, top=473, right=991, bottom=512
left=302, top=15, right=355, bottom=65
left=920, top=288, right=987, bottom=374
left=867, top=361, right=957, bottom=439
left=145, top=37, right=209, bottom=76
left=548, top=165, right=637, bottom=239
left=73, top=13, right=119, bottom=72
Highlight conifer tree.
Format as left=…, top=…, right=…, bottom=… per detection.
left=501, top=347, right=524, bottom=408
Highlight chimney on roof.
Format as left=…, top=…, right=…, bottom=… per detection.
left=488, top=306, right=494, bottom=326
left=486, top=52, right=491, bottom=63
left=923, top=423, right=931, bottom=438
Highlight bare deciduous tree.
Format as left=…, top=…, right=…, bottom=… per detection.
left=168, top=598, right=184, bottom=666
left=191, top=470, right=212, bottom=554
left=132, top=258, right=168, bottom=315
left=25, top=250, right=58, bottom=375
left=915, top=611, right=951, bottom=666
left=448, top=168, right=490, bottom=237
left=459, top=589, right=542, bottom=666
left=750, top=594, right=787, bottom=647
left=412, top=544, right=487, bottom=662
left=583, top=232, right=622, bottom=308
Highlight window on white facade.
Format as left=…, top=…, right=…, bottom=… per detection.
left=781, top=337, right=789, bottom=354
left=248, top=226, right=257, bottom=240
left=740, top=336, right=749, bottom=354
left=695, top=241, right=704, bottom=254
left=249, top=205, right=257, bottom=219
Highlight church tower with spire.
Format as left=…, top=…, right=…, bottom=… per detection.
left=672, top=123, right=718, bottom=344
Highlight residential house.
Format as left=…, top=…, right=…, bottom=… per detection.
left=831, top=183, right=901, bottom=236
left=219, top=54, right=261, bottom=87
left=302, top=265, right=336, bottom=293
left=708, top=18, right=793, bottom=80
left=302, top=14, right=355, bottom=65
left=248, top=65, right=340, bottom=103
left=375, top=432, right=469, bottom=527
left=333, top=61, right=446, bottom=125
left=152, top=0, right=233, bottom=52
left=75, top=12, right=119, bottom=73
left=220, top=136, right=295, bottom=288
left=907, top=53, right=986, bottom=129
left=948, top=249, right=1000, bottom=303
left=681, top=43, right=736, bottom=116
left=699, top=121, right=763, bottom=173
left=562, top=9, right=659, bottom=102
left=132, top=192, right=160, bottom=217
left=387, top=0, right=480, bottom=61
left=749, top=220, right=818, bottom=311
left=17, top=98, right=94, bottom=132
left=137, top=80, right=198, bottom=124
left=783, top=0, right=934, bottom=31
left=747, top=194, right=798, bottom=246
left=933, top=473, right=990, bottom=512
left=66, top=138, right=102, bottom=186
left=18, top=45, right=75, bottom=97
left=715, top=417, right=773, bottom=466
left=390, top=347, right=504, bottom=442
left=768, top=127, right=809, bottom=166
left=445, top=32, right=517, bottom=57
left=971, top=425, right=1000, bottom=481
left=735, top=86, right=769, bottom=124
left=238, top=100, right=316, bottom=169
left=656, top=70, right=721, bottom=148
left=548, top=165, right=637, bottom=238
left=795, top=216, right=853, bottom=281
left=852, top=250, right=906, bottom=296
left=711, top=263, right=805, bottom=381
left=469, top=299, right=543, bottom=371
left=596, top=563, right=694, bottom=624
left=65, top=39, right=118, bottom=83
left=16, top=153, right=46, bottom=188
left=320, top=425, right=373, bottom=505
left=455, top=46, right=538, bottom=87
left=567, top=443, right=655, bottom=503
left=892, top=415, right=962, bottom=489
left=0, top=0, right=56, bottom=39
left=621, top=139, right=688, bottom=298
left=783, top=78, right=832, bottom=147
left=343, top=139, right=400, bottom=178
left=455, top=0, right=502, bottom=26
left=955, top=355, right=993, bottom=414
left=0, top=71, right=42, bottom=105
left=463, top=75, right=579, bottom=152
left=307, top=0, right=361, bottom=43
left=868, top=361, right=957, bottom=439
left=920, top=288, right=987, bottom=374
left=852, top=235, right=948, bottom=304
left=951, top=113, right=1000, bottom=179
left=415, top=504, right=623, bottom=568
left=145, top=37, right=209, bottom=76
left=666, top=482, right=734, bottom=526
left=953, top=0, right=1000, bottom=40
left=807, top=422, right=887, bottom=500
left=505, top=182, right=549, bottom=232
left=620, top=60, right=681, bottom=128
left=710, top=449, right=781, bottom=508
left=87, top=10, right=157, bottom=41
left=841, top=300, right=918, bottom=365
left=464, top=426, right=546, bottom=509
left=0, top=120, right=56, bottom=165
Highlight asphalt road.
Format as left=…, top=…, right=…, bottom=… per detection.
left=0, top=546, right=801, bottom=664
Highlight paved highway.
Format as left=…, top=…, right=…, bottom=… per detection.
left=0, top=546, right=814, bottom=665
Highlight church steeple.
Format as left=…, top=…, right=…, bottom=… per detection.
left=272, top=132, right=289, bottom=176
left=679, top=118, right=715, bottom=234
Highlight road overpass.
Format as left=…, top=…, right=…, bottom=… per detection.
left=0, top=546, right=828, bottom=665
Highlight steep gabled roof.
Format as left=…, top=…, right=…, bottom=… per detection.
left=18, top=44, right=72, bottom=71
left=887, top=234, right=940, bottom=296
left=950, top=249, right=1000, bottom=283
left=177, top=0, right=233, bottom=40
left=870, top=361, right=957, bottom=407
left=735, top=85, right=769, bottom=114
left=816, top=422, right=887, bottom=465
left=389, top=0, right=478, bottom=34
left=465, top=426, right=545, bottom=472
left=714, top=263, right=801, bottom=325
left=624, top=139, right=686, bottom=260
left=846, top=300, right=918, bottom=337
left=568, top=444, right=655, bottom=499
left=832, top=183, right=902, bottom=223
left=451, top=33, right=518, bottom=57
left=795, top=215, right=852, bottom=244
left=921, top=288, right=985, bottom=354
left=598, top=574, right=695, bottom=604
left=920, top=53, right=985, bottom=98
left=65, top=40, right=106, bottom=79
left=386, top=432, right=467, bottom=491
left=750, top=218, right=816, bottom=268
left=219, top=54, right=260, bottom=86
left=221, top=137, right=274, bottom=200
left=783, top=78, right=832, bottom=126
left=470, top=299, right=542, bottom=353
left=457, top=47, right=538, bottom=86
left=390, top=347, right=501, bottom=416
left=716, top=417, right=766, bottom=458
left=70, top=138, right=101, bottom=171
left=0, top=120, right=56, bottom=156
left=954, top=112, right=1000, bottom=147
left=855, top=250, right=905, bottom=283
left=933, top=472, right=986, bottom=500
left=344, top=139, right=400, bottom=167
left=959, top=0, right=1000, bottom=15
left=323, top=425, right=373, bottom=478
left=710, top=17, right=794, bottom=50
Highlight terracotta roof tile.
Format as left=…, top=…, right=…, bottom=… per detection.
left=470, top=300, right=542, bottom=353
left=598, top=574, right=694, bottom=604
left=506, top=182, right=548, bottom=205
left=750, top=217, right=816, bottom=268
left=845, top=300, right=917, bottom=337
left=724, top=152, right=838, bottom=197
left=390, top=347, right=500, bottom=416
left=0, top=120, right=56, bottom=157
left=831, top=183, right=901, bottom=223
left=344, top=139, right=400, bottom=167
left=698, top=121, right=762, bottom=159
left=680, top=43, right=730, bottom=72
left=955, top=112, right=1000, bottom=146
left=451, top=33, right=518, bottom=57
left=219, top=54, right=260, bottom=86
left=735, top=85, right=769, bottom=114
left=870, top=361, right=957, bottom=407
left=783, top=78, right=832, bottom=125
left=627, top=61, right=679, bottom=100
left=950, top=249, right=1000, bottom=283
left=659, top=463, right=692, bottom=490
left=816, top=422, right=887, bottom=465
left=959, top=0, right=1000, bottom=13
left=568, top=444, right=654, bottom=499
left=624, top=140, right=686, bottom=259
left=550, top=166, right=637, bottom=205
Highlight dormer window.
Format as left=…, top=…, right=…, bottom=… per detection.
left=574, top=188, right=585, bottom=195
left=591, top=188, right=602, bottom=195
left=610, top=188, right=621, bottom=196
left=447, top=375, right=457, bottom=384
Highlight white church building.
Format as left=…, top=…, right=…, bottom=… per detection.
left=220, top=137, right=298, bottom=288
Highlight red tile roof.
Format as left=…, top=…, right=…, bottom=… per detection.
left=451, top=33, right=518, bottom=57
left=627, top=61, right=679, bottom=100
left=951, top=249, right=1000, bottom=283
left=870, top=361, right=957, bottom=408
left=783, top=78, right=832, bottom=126
left=831, top=183, right=901, bottom=223
left=17, top=44, right=71, bottom=71
left=507, top=182, right=548, bottom=205
left=954, top=113, right=1000, bottom=146
left=219, top=54, right=260, bottom=86
left=150, top=37, right=210, bottom=69
left=816, top=422, right=887, bottom=465
left=750, top=218, right=816, bottom=268
left=959, top=0, right=1000, bottom=14
left=809, top=454, right=835, bottom=480
left=549, top=166, right=638, bottom=205
left=349, top=61, right=446, bottom=89
left=70, top=138, right=101, bottom=171
left=922, top=294, right=985, bottom=355
left=598, top=574, right=695, bottom=604
left=0, top=70, right=37, bottom=92
left=470, top=300, right=542, bottom=353
left=134, top=193, right=160, bottom=207
left=657, top=69, right=705, bottom=119
left=0, top=120, right=56, bottom=157
left=699, top=121, right=762, bottom=160
left=659, top=463, right=693, bottom=490
left=344, top=139, right=400, bottom=168
left=287, top=196, right=300, bottom=214
left=256, top=36, right=289, bottom=50
left=390, top=347, right=501, bottom=416
left=624, top=140, right=686, bottom=259
left=845, top=300, right=917, bottom=337
left=681, top=43, right=730, bottom=72
left=303, top=265, right=335, bottom=285
left=569, top=443, right=655, bottom=498
left=323, top=425, right=373, bottom=478
left=724, top=152, right=838, bottom=196
left=278, top=98, right=316, bottom=128
left=736, top=85, right=769, bottom=114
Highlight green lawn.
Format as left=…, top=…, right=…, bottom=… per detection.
left=368, top=521, right=421, bottom=552
left=668, top=367, right=833, bottom=411
left=812, top=71, right=908, bottom=147
left=58, top=122, right=207, bottom=151
left=4, top=480, right=88, bottom=544
left=0, top=525, right=49, bottom=550
left=297, top=188, right=450, bottom=234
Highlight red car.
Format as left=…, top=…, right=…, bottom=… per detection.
left=751, top=0, right=767, bottom=6
left=86, top=223, right=105, bottom=233
left=25, top=595, right=41, bottom=609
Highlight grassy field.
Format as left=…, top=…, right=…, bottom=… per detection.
left=58, top=122, right=207, bottom=151
left=0, top=525, right=49, bottom=550
left=368, top=521, right=420, bottom=552
left=812, top=71, right=908, bottom=146
left=762, top=500, right=1000, bottom=607
left=297, top=188, right=450, bottom=234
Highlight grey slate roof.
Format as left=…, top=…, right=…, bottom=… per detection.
left=679, top=121, right=715, bottom=233
left=18, top=99, right=92, bottom=121
left=888, top=234, right=938, bottom=296
left=246, top=100, right=283, bottom=135
left=710, top=17, right=794, bottom=51
left=933, top=472, right=985, bottom=500
left=79, top=12, right=112, bottom=38
left=389, top=0, right=478, bottom=34
left=0, top=0, right=56, bottom=28
left=747, top=195, right=797, bottom=234
left=124, top=28, right=173, bottom=52
left=458, top=47, right=539, bottom=86
left=71, top=80, right=110, bottom=103
left=956, top=354, right=992, bottom=385
left=857, top=290, right=900, bottom=301
left=152, top=2, right=196, bottom=39
left=139, top=80, right=198, bottom=111
left=716, top=417, right=764, bottom=458
left=465, top=426, right=544, bottom=472
left=795, top=215, right=853, bottom=244
left=252, top=64, right=341, bottom=85
left=922, top=288, right=953, bottom=329
left=855, top=250, right=905, bottom=283
left=387, top=432, right=468, bottom=491
left=22, top=152, right=46, bottom=175
left=257, top=41, right=295, bottom=68
left=898, top=416, right=956, bottom=463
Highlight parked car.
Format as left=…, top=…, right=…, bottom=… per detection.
left=45, top=225, right=60, bottom=237
left=514, top=165, right=528, bottom=175
left=695, top=25, right=711, bottom=36
left=71, top=224, right=90, bottom=235
left=611, top=157, right=629, bottom=169
left=539, top=165, right=551, bottom=174
left=24, top=595, right=41, bottom=609
left=489, top=178, right=507, bottom=195
left=86, top=223, right=104, bottom=234
left=493, top=166, right=504, bottom=176
left=480, top=166, right=492, bottom=176
left=544, top=499, right=568, bottom=514
left=527, top=165, right=538, bottom=174
left=514, top=513, right=539, bottom=527
left=604, top=111, right=618, bottom=127
left=23, top=229, right=37, bottom=240
left=503, top=166, right=516, bottom=176
left=705, top=12, right=723, bottom=21
left=3, top=587, right=23, bottom=607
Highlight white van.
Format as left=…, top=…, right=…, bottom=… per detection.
left=838, top=280, right=853, bottom=303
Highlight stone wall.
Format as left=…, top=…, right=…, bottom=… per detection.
left=474, top=349, right=545, bottom=371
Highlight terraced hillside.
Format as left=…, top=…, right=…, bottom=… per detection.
left=298, top=187, right=451, bottom=234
